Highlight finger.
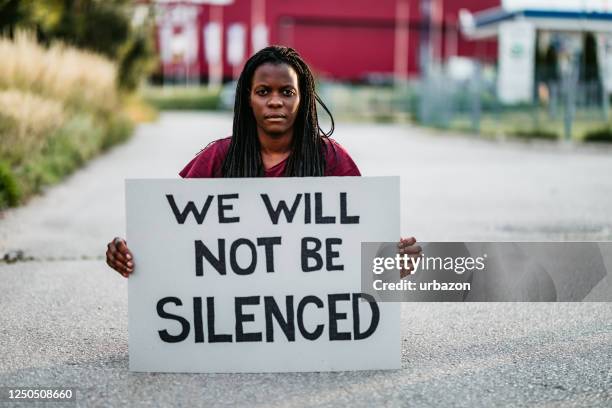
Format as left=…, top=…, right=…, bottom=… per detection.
left=107, top=251, right=120, bottom=269
left=402, top=245, right=422, bottom=254
left=112, top=250, right=129, bottom=265
left=108, top=253, right=129, bottom=272
left=123, top=257, right=134, bottom=272
left=398, top=237, right=416, bottom=247
left=400, top=267, right=413, bottom=279
left=399, top=242, right=417, bottom=250
left=115, top=239, right=132, bottom=260
left=111, top=237, right=127, bottom=256
left=116, top=262, right=132, bottom=277
left=109, top=257, right=123, bottom=272
left=107, top=251, right=120, bottom=270
left=398, top=246, right=422, bottom=257
left=107, top=258, right=127, bottom=277
left=116, top=260, right=133, bottom=276
left=108, top=240, right=118, bottom=257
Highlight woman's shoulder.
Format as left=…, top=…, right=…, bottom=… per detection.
left=322, top=137, right=361, bottom=176
left=179, top=136, right=232, bottom=178
left=322, top=137, right=349, bottom=156
left=203, top=136, right=232, bottom=153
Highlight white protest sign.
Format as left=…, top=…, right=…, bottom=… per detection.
left=126, top=177, right=400, bottom=373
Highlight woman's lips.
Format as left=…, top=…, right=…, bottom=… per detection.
left=264, top=115, right=286, bottom=122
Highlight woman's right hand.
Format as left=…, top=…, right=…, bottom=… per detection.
left=106, top=237, right=134, bottom=278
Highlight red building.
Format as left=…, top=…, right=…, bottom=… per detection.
left=153, top=0, right=499, bottom=84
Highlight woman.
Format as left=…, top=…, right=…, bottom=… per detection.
left=106, top=45, right=420, bottom=277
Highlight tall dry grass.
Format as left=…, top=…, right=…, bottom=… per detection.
left=0, top=90, right=64, bottom=165
left=0, top=32, right=133, bottom=208
left=0, top=31, right=118, bottom=113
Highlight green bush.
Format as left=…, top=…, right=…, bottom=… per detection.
left=584, top=127, right=612, bottom=143
left=2, top=112, right=133, bottom=209
left=143, top=87, right=221, bottom=111
left=117, top=31, right=157, bottom=92
left=511, top=128, right=559, bottom=140
left=100, top=113, right=133, bottom=151
left=0, top=33, right=136, bottom=210
left=0, top=160, right=20, bottom=207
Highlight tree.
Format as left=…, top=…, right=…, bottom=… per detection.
left=0, top=0, right=155, bottom=91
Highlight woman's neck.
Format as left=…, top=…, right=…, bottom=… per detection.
left=258, top=130, right=293, bottom=170
left=257, top=130, right=293, bottom=155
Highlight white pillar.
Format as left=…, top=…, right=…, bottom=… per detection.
left=251, top=0, right=268, bottom=53
left=205, top=5, right=224, bottom=88
left=227, top=23, right=247, bottom=79
left=394, top=0, right=410, bottom=87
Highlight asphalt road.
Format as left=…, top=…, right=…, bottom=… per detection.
left=0, top=112, right=611, bottom=407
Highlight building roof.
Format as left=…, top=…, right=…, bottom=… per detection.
left=460, top=6, right=612, bottom=38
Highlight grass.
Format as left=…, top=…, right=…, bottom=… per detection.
left=318, top=83, right=406, bottom=123
left=0, top=161, right=20, bottom=208
left=0, top=90, right=65, bottom=166
left=142, top=86, right=221, bottom=110
left=316, top=82, right=612, bottom=143
left=511, top=129, right=559, bottom=140
left=0, top=32, right=118, bottom=114
left=584, top=127, right=612, bottom=143
left=0, top=32, right=135, bottom=209
left=445, top=108, right=612, bottom=143
left=123, top=93, right=159, bottom=123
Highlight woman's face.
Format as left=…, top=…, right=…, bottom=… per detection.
left=249, top=62, right=300, bottom=139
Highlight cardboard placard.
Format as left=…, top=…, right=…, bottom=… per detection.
left=126, top=177, right=400, bottom=373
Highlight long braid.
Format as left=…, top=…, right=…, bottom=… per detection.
left=221, top=46, right=335, bottom=177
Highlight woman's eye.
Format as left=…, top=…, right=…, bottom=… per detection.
left=283, top=89, right=295, bottom=96
left=256, top=89, right=267, bottom=96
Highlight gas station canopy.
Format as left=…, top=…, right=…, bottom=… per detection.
left=460, top=4, right=612, bottom=39
left=458, top=1, right=612, bottom=104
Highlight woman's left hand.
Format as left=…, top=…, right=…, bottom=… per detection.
left=398, top=236, right=422, bottom=278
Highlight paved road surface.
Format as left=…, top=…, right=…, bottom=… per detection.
left=1, top=112, right=611, bottom=407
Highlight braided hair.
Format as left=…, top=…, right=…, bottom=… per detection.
left=221, top=45, right=335, bottom=177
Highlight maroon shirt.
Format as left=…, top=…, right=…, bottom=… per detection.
left=179, top=136, right=361, bottom=178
